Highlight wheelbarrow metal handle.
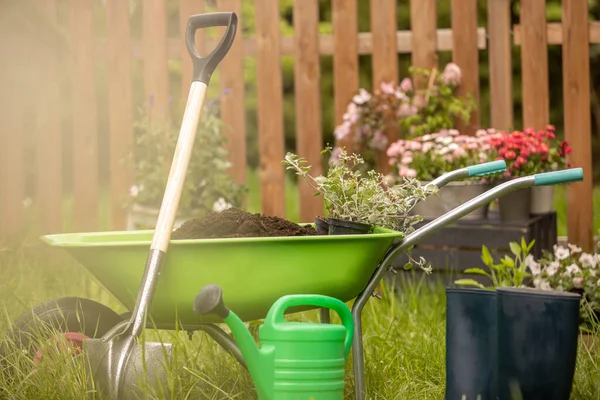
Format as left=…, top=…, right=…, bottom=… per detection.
left=466, top=160, right=507, bottom=177
left=534, top=168, right=583, bottom=186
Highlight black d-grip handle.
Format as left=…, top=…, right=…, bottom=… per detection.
left=185, top=12, right=238, bottom=85
left=194, top=284, right=230, bottom=319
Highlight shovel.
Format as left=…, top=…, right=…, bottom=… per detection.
left=83, top=12, right=238, bottom=400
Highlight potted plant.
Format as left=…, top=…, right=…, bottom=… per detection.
left=530, top=242, right=600, bottom=332
left=282, top=147, right=436, bottom=235
left=486, top=125, right=572, bottom=220
left=125, top=96, right=245, bottom=229
left=385, top=128, right=496, bottom=220
left=331, top=63, right=476, bottom=171
left=449, top=238, right=581, bottom=400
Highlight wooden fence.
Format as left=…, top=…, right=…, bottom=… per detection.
left=0, top=0, right=595, bottom=251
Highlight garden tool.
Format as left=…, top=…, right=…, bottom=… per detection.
left=82, top=12, right=238, bottom=400
left=194, top=284, right=354, bottom=400
left=445, top=287, right=497, bottom=400
left=496, top=287, right=581, bottom=400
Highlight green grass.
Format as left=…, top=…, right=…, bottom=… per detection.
left=2, top=247, right=600, bottom=399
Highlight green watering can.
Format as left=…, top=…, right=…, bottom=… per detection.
left=194, top=284, right=354, bottom=400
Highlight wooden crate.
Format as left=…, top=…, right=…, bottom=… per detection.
left=390, top=211, right=557, bottom=286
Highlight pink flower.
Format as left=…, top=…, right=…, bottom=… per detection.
left=380, top=81, right=395, bottom=95
left=397, top=103, right=418, bottom=118
left=573, top=277, right=584, bottom=289
left=398, top=165, right=417, bottom=178
left=440, top=62, right=462, bottom=86
left=353, top=88, right=371, bottom=105
left=400, top=77, right=413, bottom=93
left=334, top=121, right=351, bottom=140
left=369, top=130, right=388, bottom=151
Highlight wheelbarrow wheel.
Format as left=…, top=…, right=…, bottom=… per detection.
left=1, top=297, right=123, bottom=363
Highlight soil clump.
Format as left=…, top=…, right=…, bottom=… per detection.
left=171, top=207, right=323, bottom=239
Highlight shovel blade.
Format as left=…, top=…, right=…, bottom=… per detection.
left=85, top=337, right=173, bottom=400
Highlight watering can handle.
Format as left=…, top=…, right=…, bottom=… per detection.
left=186, top=12, right=238, bottom=84
left=265, top=295, right=355, bottom=359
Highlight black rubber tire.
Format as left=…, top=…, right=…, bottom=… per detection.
left=2, top=297, right=123, bottom=357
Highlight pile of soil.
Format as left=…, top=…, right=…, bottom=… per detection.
left=171, top=207, right=323, bottom=239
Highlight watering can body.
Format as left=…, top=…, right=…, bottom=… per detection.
left=194, top=285, right=354, bottom=400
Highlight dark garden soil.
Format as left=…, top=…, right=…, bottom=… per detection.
left=171, top=207, right=323, bottom=239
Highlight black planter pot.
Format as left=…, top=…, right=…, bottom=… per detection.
left=327, top=218, right=371, bottom=235
left=314, top=216, right=329, bottom=234
left=445, top=287, right=498, bottom=400
left=496, top=287, right=581, bottom=400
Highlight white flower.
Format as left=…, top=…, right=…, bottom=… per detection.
left=352, top=88, right=371, bottom=105
left=579, top=253, right=597, bottom=268
left=568, top=243, right=583, bottom=254
left=553, top=245, right=570, bottom=261
left=573, top=277, right=584, bottom=288
left=129, top=185, right=139, bottom=197
left=545, top=262, right=559, bottom=276
left=525, top=254, right=541, bottom=275
left=591, top=269, right=598, bottom=277
left=540, top=281, right=552, bottom=291
left=566, top=263, right=581, bottom=275
left=212, top=198, right=232, bottom=212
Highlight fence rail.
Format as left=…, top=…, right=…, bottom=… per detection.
left=0, top=0, right=595, bottom=251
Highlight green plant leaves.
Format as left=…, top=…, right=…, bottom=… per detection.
left=453, top=279, right=486, bottom=289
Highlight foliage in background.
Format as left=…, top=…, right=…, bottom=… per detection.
left=127, top=94, right=245, bottom=216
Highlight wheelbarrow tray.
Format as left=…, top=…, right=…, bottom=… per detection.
left=40, top=226, right=402, bottom=329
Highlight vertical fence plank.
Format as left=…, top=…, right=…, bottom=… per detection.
left=410, top=0, right=438, bottom=87
left=332, top=0, right=358, bottom=154
left=370, top=0, right=398, bottom=172
left=143, top=0, right=170, bottom=119
left=562, top=0, right=594, bottom=251
left=294, top=0, right=323, bottom=222
left=451, top=0, right=479, bottom=134
left=180, top=0, right=205, bottom=101
left=106, top=0, right=133, bottom=230
left=487, top=0, right=513, bottom=131
left=35, top=0, right=63, bottom=235
left=217, top=0, right=247, bottom=185
left=520, top=0, right=549, bottom=130
left=69, top=0, right=98, bottom=232
left=255, top=0, right=285, bottom=217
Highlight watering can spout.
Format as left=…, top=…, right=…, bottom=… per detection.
left=194, top=285, right=273, bottom=399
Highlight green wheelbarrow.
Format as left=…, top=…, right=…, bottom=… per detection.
left=2, top=10, right=585, bottom=400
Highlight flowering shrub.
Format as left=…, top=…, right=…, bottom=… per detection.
left=530, top=243, right=600, bottom=318
left=127, top=95, right=245, bottom=216
left=487, top=125, right=572, bottom=179
left=386, top=128, right=495, bottom=182
left=331, top=63, right=476, bottom=168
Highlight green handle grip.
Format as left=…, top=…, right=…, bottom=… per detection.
left=534, top=168, right=583, bottom=186
left=466, top=160, right=507, bottom=177
left=266, top=295, right=354, bottom=358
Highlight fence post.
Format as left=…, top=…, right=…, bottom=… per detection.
left=450, top=0, right=480, bottom=135
left=370, top=0, right=398, bottom=172
left=520, top=0, right=549, bottom=130
left=562, top=0, right=594, bottom=251
left=68, top=0, right=99, bottom=232
left=487, top=0, right=513, bottom=131
left=410, top=0, right=438, bottom=86
left=294, top=0, right=324, bottom=222
left=332, top=0, right=358, bottom=152
left=217, top=0, right=247, bottom=187
left=106, top=0, right=134, bottom=230
left=255, top=0, right=286, bottom=218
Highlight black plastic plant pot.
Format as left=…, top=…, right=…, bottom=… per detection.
left=327, top=217, right=371, bottom=235
left=496, top=287, right=581, bottom=400
left=445, top=287, right=498, bottom=400
left=315, top=216, right=329, bottom=234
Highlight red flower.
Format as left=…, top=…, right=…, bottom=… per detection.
left=505, top=150, right=517, bottom=159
